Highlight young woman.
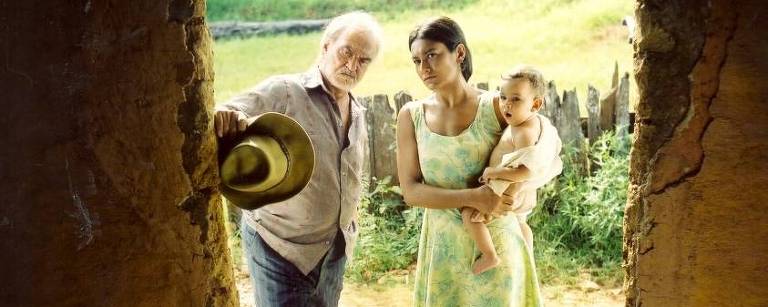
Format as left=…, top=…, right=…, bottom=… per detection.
left=396, top=16, right=543, bottom=306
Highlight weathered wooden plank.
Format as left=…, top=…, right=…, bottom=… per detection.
left=616, top=72, right=630, bottom=136
left=600, top=63, right=619, bottom=131
left=360, top=96, right=373, bottom=188
left=542, top=81, right=560, bottom=128
left=560, top=89, right=585, bottom=147
left=367, top=94, right=398, bottom=185
left=587, top=84, right=601, bottom=142
left=394, top=91, right=413, bottom=115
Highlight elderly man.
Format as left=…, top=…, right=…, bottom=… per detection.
left=214, top=11, right=383, bottom=307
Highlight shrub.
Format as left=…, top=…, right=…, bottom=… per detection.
left=345, top=131, right=630, bottom=285
left=531, top=130, right=630, bottom=285
left=345, top=176, right=423, bottom=282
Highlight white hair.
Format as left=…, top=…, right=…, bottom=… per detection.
left=319, top=11, right=384, bottom=59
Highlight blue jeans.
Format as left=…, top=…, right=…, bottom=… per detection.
left=241, top=220, right=347, bottom=307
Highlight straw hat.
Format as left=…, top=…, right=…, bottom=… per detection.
left=218, top=112, right=315, bottom=210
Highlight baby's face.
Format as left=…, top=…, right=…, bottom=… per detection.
left=499, top=78, right=539, bottom=126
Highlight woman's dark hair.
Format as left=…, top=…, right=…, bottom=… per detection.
left=408, top=16, right=473, bottom=81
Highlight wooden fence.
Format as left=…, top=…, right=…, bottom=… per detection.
left=360, top=65, right=633, bottom=187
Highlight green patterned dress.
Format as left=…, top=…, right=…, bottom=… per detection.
left=409, top=92, right=543, bottom=307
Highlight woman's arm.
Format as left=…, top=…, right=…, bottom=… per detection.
left=396, top=106, right=506, bottom=214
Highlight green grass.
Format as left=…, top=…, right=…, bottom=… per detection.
left=212, top=0, right=636, bottom=111
left=207, top=0, right=477, bottom=22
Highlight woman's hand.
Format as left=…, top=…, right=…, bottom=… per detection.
left=469, top=185, right=517, bottom=216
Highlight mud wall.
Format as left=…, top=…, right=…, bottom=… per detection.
left=624, top=0, right=768, bottom=305
left=0, top=1, right=237, bottom=306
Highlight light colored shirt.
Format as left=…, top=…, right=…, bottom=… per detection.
left=488, top=115, right=563, bottom=218
left=222, top=67, right=368, bottom=274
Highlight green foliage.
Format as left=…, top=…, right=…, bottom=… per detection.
left=345, top=176, right=423, bottom=282
left=347, top=132, right=629, bottom=286
left=221, top=201, right=244, bottom=267
left=207, top=0, right=477, bottom=22
left=530, top=130, right=630, bottom=285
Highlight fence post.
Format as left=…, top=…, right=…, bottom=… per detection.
left=394, top=91, right=412, bottom=114
left=366, top=94, right=399, bottom=186
left=360, top=96, right=373, bottom=188
left=561, top=89, right=585, bottom=148
left=600, top=63, right=619, bottom=131
left=615, top=72, right=630, bottom=137
left=543, top=81, right=560, bottom=128
left=587, top=85, right=601, bottom=142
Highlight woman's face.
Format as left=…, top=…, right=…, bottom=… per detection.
left=410, top=39, right=463, bottom=91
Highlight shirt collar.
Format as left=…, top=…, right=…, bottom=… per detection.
left=301, top=66, right=327, bottom=92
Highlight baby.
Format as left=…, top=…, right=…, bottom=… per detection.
left=463, top=65, right=563, bottom=275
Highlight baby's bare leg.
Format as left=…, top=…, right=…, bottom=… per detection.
left=461, top=208, right=500, bottom=275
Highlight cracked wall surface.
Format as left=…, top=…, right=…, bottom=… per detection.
left=624, top=0, right=768, bottom=306
left=0, top=1, right=237, bottom=306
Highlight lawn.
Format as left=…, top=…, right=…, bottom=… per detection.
left=212, top=0, right=636, bottom=110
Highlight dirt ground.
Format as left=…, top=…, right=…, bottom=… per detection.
left=234, top=267, right=624, bottom=306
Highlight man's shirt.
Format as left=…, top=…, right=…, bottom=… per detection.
left=222, top=67, right=368, bottom=275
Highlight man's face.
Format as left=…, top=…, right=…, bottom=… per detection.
left=319, top=29, right=377, bottom=93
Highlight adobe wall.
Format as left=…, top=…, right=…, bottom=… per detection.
left=624, top=0, right=768, bottom=305
left=0, top=1, right=237, bottom=306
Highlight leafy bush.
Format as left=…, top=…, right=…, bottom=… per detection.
left=530, top=130, right=630, bottom=285
left=345, top=176, right=423, bottom=282
left=345, top=131, right=630, bottom=285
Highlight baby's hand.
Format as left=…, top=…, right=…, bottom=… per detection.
left=479, top=167, right=494, bottom=184
left=470, top=210, right=494, bottom=223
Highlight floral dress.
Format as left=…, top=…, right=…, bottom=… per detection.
left=409, top=92, right=543, bottom=307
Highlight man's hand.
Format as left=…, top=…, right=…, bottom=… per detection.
left=214, top=108, right=248, bottom=138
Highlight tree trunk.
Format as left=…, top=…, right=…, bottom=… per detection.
left=0, top=1, right=238, bottom=306
left=624, top=0, right=768, bottom=305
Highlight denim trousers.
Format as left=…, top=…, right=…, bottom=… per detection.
left=241, top=219, right=347, bottom=307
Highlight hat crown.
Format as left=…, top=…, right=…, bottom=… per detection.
left=218, top=112, right=315, bottom=210
left=220, top=135, right=288, bottom=193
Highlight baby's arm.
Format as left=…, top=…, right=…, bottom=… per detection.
left=481, top=126, right=539, bottom=183
left=482, top=165, right=531, bottom=183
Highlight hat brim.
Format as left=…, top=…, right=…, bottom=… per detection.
left=218, top=112, right=315, bottom=210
